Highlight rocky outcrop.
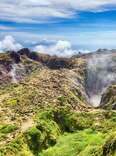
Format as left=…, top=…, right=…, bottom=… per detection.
left=0, top=50, right=42, bottom=87
left=100, top=85, right=116, bottom=110
left=10, top=51, right=21, bottom=63
left=17, top=48, right=74, bottom=69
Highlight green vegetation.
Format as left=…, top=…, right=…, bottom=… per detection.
left=37, top=108, right=116, bottom=156
left=25, top=109, right=61, bottom=155
left=40, top=129, right=105, bottom=156
left=0, top=107, right=116, bottom=156
left=0, top=124, right=17, bottom=141
left=26, top=108, right=116, bottom=155
left=0, top=124, right=17, bottom=134
left=0, top=136, right=33, bottom=156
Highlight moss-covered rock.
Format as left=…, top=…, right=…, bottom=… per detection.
left=102, top=132, right=116, bottom=156
left=100, top=85, right=116, bottom=110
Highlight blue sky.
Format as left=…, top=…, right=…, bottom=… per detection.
left=0, top=0, right=116, bottom=55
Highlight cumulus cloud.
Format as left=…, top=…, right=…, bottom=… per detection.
left=0, top=35, right=23, bottom=52
left=34, top=40, right=77, bottom=57
left=0, top=0, right=116, bottom=23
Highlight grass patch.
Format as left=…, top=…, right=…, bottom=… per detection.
left=0, top=108, right=115, bottom=156
left=0, top=136, right=33, bottom=156
left=0, top=124, right=17, bottom=141
left=39, top=129, right=106, bottom=156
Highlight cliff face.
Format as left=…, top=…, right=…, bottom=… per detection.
left=100, top=85, right=116, bottom=110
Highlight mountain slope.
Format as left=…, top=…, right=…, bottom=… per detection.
left=0, top=49, right=116, bottom=156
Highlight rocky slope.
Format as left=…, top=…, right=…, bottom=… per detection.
left=100, top=85, right=116, bottom=109
left=0, top=48, right=116, bottom=156
left=0, top=49, right=90, bottom=124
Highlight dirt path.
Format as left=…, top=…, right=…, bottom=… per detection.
left=21, top=118, right=34, bottom=132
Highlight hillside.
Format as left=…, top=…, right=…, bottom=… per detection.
left=0, top=49, right=116, bottom=156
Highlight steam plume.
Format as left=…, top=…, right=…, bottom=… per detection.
left=86, top=52, right=116, bottom=106
left=9, top=64, right=17, bottom=83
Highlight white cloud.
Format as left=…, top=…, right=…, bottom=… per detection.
left=34, top=40, right=77, bottom=57
left=0, top=0, right=116, bottom=23
left=78, top=49, right=90, bottom=54
left=54, top=40, right=71, bottom=51
left=0, top=35, right=23, bottom=51
left=0, top=25, right=13, bottom=30
left=1, top=29, right=116, bottom=51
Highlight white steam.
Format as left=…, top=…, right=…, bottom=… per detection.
left=9, top=64, right=17, bottom=83
left=9, top=64, right=29, bottom=83
left=86, top=52, right=116, bottom=107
